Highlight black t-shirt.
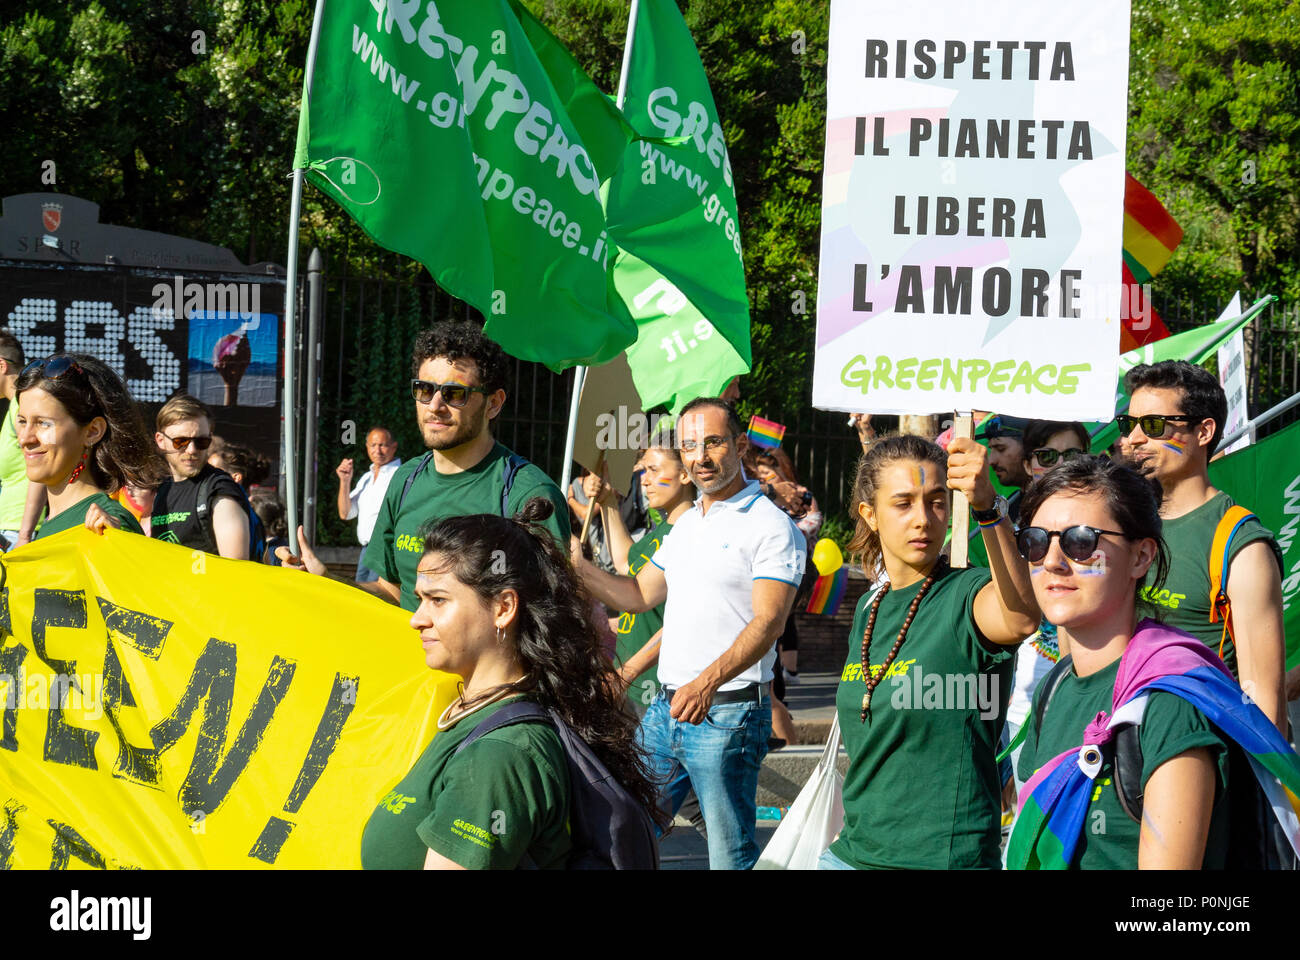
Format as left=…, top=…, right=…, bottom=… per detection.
left=151, top=464, right=246, bottom=554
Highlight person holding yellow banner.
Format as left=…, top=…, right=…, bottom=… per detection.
left=361, top=497, right=666, bottom=869
left=17, top=353, right=157, bottom=539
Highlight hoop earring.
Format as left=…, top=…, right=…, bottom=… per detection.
left=496, top=625, right=504, bottom=644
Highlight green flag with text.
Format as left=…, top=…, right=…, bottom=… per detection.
left=1209, top=417, right=1300, bottom=670
left=603, top=0, right=751, bottom=414
left=294, top=0, right=636, bottom=369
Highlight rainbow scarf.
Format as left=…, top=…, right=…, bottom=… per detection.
left=1007, top=619, right=1300, bottom=869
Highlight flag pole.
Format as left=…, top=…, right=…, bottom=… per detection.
left=559, top=0, right=640, bottom=501
left=283, top=0, right=328, bottom=556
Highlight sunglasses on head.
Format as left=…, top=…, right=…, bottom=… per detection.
left=1114, top=414, right=1194, bottom=440
left=1032, top=447, right=1086, bottom=467
left=23, top=355, right=85, bottom=380
left=1016, top=525, right=1128, bottom=564
left=410, top=379, right=488, bottom=407
left=165, top=434, right=214, bottom=452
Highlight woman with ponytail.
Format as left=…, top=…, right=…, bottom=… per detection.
left=822, top=434, right=1040, bottom=870
left=361, top=496, right=667, bottom=870
left=16, top=353, right=159, bottom=539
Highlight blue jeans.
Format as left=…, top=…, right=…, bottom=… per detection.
left=817, top=847, right=856, bottom=870
left=637, top=688, right=772, bottom=870
left=355, top=551, right=380, bottom=584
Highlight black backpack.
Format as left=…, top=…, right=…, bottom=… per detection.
left=1036, top=655, right=1297, bottom=870
left=194, top=471, right=266, bottom=562
left=454, top=700, right=660, bottom=870
left=397, top=451, right=527, bottom=517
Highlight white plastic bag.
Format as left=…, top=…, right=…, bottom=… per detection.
left=754, top=711, right=844, bottom=870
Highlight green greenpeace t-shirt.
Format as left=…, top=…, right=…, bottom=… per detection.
left=830, top=565, right=1016, bottom=870
left=1017, top=657, right=1230, bottom=869
left=363, top=443, right=571, bottom=611
left=615, top=518, right=672, bottom=711
left=34, top=492, right=143, bottom=540
left=1140, top=491, right=1281, bottom=676
left=360, top=695, right=571, bottom=870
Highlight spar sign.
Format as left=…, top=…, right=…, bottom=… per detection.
left=814, top=0, right=1131, bottom=419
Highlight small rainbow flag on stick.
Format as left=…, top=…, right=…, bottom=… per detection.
left=805, top=567, right=849, bottom=616
left=747, top=415, right=786, bottom=450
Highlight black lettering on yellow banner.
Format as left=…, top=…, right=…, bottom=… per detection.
left=47, top=818, right=111, bottom=870
left=31, top=589, right=98, bottom=770
left=96, top=598, right=174, bottom=786
left=249, top=671, right=361, bottom=864
left=149, top=639, right=297, bottom=813
left=0, top=641, right=26, bottom=752
left=0, top=797, right=23, bottom=870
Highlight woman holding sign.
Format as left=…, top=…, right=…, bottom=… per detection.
left=16, top=353, right=156, bottom=539
left=361, top=497, right=666, bottom=869
left=821, top=434, right=1039, bottom=870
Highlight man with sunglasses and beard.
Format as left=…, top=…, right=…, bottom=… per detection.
left=150, top=393, right=253, bottom=559
left=363, top=322, right=569, bottom=611
left=1120, top=360, right=1288, bottom=733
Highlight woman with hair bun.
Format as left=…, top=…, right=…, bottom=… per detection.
left=822, top=434, right=1040, bottom=870
left=361, top=496, right=667, bottom=870
left=16, top=353, right=158, bottom=539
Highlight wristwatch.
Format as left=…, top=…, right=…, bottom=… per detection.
left=971, top=495, right=1008, bottom=525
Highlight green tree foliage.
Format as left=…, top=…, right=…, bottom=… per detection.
left=1128, top=0, right=1300, bottom=304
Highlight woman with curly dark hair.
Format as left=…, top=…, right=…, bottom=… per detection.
left=360, top=497, right=667, bottom=870
left=16, top=353, right=159, bottom=539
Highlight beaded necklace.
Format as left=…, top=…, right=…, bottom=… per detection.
left=859, top=558, right=946, bottom=721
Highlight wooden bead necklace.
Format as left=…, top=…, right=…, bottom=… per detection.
left=860, top=558, right=946, bottom=721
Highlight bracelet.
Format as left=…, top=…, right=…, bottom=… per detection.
left=977, top=515, right=1003, bottom=529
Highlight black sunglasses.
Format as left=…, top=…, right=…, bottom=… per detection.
left=1016, top=525, right=1128, bottom=563
left=1032, top=447, right=1086, bottom=467
left=23, top=355, right=85, bottom=380
left=410, top=379, right=489, bottom=407
left=165, top=434, right=214, bottom=452
left=1114, top=414, right=1195, bottom=440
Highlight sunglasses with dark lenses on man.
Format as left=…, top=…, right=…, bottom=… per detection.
left=165, top=434, right=214, bottom=452
left=1113, top=414, right=1196, bottom=440
left=1016, top=525, right=1128, bottom=564
left=1032, top=447, right=1086, bottom=467
left=410, top=379, right=488, bottom=407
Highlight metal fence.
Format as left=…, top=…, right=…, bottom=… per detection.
left=297, top=255, right=1300, bottom=534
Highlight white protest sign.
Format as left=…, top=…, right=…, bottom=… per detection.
left=1215, top=292, right=1250, bottom=455
left=814, top=0, right=1131, bottom=419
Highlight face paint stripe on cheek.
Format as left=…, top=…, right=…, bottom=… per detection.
left=1162, top=439, right=1187, bottom=455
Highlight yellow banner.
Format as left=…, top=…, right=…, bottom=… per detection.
left=0, top=528, right=458, bottom=868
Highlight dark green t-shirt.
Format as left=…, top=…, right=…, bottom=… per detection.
left=1140, top=491, right=1281, bottom=676
left=614, top=518, right=672, bottom=711
left=830, top=565, right=1017, bottom=869
left=35, top=492, right=143, bottom=540
left=363, top=443, right=571, bottom=611
left=360, top=695, right=571, bottom=870
left=1017, top=657, right=1230, bottom=870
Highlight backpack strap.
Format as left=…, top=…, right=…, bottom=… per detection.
left=453, top=700, right=552, bottom=756
left=1033, top=653, right=1074, bottom=739
left=396, top=452, right=434, bottom=516
left=1208, top=505, right=1256, bottom=659
left=500, top=453, right=527, bottom=518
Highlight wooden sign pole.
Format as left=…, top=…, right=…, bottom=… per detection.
left=578, top=449, right=606, bottom=546
left=950, top=413, right=973, bottom=568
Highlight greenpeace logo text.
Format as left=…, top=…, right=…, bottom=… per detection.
left=50, top=890, right=151, bottom=940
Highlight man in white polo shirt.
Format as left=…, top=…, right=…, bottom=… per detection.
left=573, top=397, right=805, bottom=869
left=336, top=426, right=401, bottom=585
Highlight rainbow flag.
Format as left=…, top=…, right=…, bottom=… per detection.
left=747, top=415, right=786, bottom=450
left=804, top=567, right=848, bottom=616
left=1119, top=174, right=1181, bottom=350
left=1008, top=620, right=1300, bottom=869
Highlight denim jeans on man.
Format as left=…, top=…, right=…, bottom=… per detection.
left=637, top=687, right=772, bottom=870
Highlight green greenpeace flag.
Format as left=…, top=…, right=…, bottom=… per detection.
left=1209, top=417, right=1300, bottom=670
left=294, top=0, right=636, bottom=369
left=1088, top=295, right=1277, bottom=451
left=603, top=0, right=751, bottom=413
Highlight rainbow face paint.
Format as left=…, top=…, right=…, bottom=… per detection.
left=1162, top=438, right=1187, bottom=455
left=1071, top=551, right=1108, bottom=575
left=911, top=466, right=925, bottom=488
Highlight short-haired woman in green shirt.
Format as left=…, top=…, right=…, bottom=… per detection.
left=16, top=354, right=156, bottom=540
left=821, top=434, right=1040, bottom=870
left=361, top=497, right=667, bottom=869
